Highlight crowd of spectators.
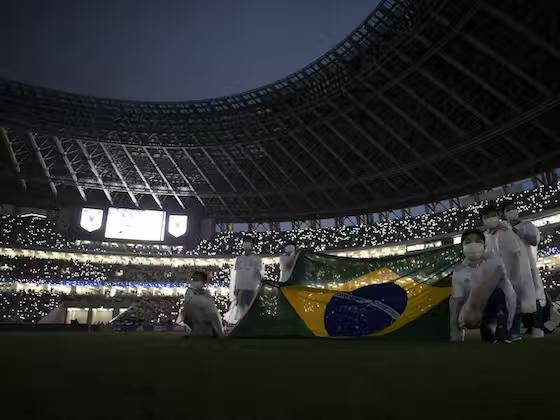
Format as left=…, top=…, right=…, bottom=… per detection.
left=0, top=245, right=288, bottom=285
left=0, top=215, right=74, bottom=250
left=0, top=290, right=62, bottom=323
left=1, top=182, right=559, bottom=257
left=2, top=262, right=560, bottom=325
left=0, top=255, right=235, bottom=286
left=194, top=183, right=560, bottom=255
left=0, top=289, right=231, bottom=325
left=538, top=228, right=560, bottom=257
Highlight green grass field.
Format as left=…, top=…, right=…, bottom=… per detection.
left=0, top=332, right=558, bottom=419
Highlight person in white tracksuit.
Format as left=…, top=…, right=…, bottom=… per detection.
left=224, top=236, right=263, bottom=324
left=480, top=204, right=536, bottom=341
left=450, top=228, right=516, bottom=343
left=501, top=200, right=546, bottom=338
left=182, top=271, right=224, bottom=337
left=279, top=241, right=298, bottom=283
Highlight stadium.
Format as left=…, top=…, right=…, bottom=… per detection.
left=1, top=0, right=560, bottom=418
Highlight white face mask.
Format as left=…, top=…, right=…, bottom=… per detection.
left=483, top=216, right=499, bottom=228
left=242, top=242, right=253, bottom=251
left=463, top=242, right=484, bottom=261
left=285, top=245, right=296, bottom=255
left=505, top=209, right=519, bottom=222
left=191, top=280, right=203, bottom=290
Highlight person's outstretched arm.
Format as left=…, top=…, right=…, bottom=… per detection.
left=449, top=296, right=465, bottom=342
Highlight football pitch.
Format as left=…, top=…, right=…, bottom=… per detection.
left=0, top=332, right=557, bottom=419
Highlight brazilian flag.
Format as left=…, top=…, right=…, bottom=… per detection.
left=231, top=245, right=463, bottom=339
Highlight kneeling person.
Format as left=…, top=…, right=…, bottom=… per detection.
left=450, top=229, right=516, bottom=343
left=182, top=271, right=224, bottom=337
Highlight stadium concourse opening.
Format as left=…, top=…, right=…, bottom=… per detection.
left=1, top=0, right=560, bottom=418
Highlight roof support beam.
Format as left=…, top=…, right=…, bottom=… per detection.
left=389, top=36, right=536, bottom=159
left=479, top=2, right=560, bottom=60
left=254, top=142, right=318, bottom=211
left=440, top=31, right=558, bottom=145
left=99, top=143, right=138, bottom=207
left=233, top=144, right=292, bottom=208
left=397, top=68, right=506, bottom=170
left=357, top=77, right=482, bottom=183
left=121, top=146, right=162, bottom=209
left=432, top=13, right=551, bottom=96
left=0, top=127, right=26, bottom=191
left=273, top=138, right=337, bottom=207
left=163, top=148, right=206, bottom=208
left=182, top=148, right=218, bottom=193
left=295, top=113, right=387, bottom=197
left=76, top=140, right=113, bottom=205
left=220, top=146, right=271, bottom=209
left=201, top=147, right=252, bottom=211
left=180, top=147, right=232, bottom=215
left=415, top=32, right=556, bottom=150
left=27, top=132, right=57, bottom=198
left=370, top=31, right=505, bottom=172
left=373, top=1, right=480, bottom=95
left=345, top=89, right=451, bottom=186
left=372, top=64, right=504, bottom=172
left=202, top=148, right=238, bottom=193
left=309, top=109, right=401, bottom=194
left=288, top=131, right=352, bottom=198
left=143, top=147, right=184, bottom=209
left=336, top=93, right=430, bottom=193
left=53, top=136, right=87, bottom=201
left=245, top=124, right=325, bottom=210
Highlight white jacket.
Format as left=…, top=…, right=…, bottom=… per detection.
left=183, top=287, right=224, bottom=337
left=279, top=253, right=297, bottom=283
left=452, top=253, right=516, bottom=331
left=484, top=223, right=536, bottom=313
left=231, top=253, right=263, bottom=292
left=512, top=221, right=546, bottom=303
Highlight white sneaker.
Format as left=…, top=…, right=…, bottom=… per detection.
left=531, top=328, right=545, bottom=338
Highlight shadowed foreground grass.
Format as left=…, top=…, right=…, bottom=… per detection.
left=0, top=332, right=557, bottom=419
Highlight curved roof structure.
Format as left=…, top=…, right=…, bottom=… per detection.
left=1, top=0, right=560, bottom=222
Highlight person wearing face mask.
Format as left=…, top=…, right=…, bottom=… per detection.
left=450, top=229, right=516, bottom=343
left=480, top=204, right=536, bottom=341
left=501, top=200, right=546, bottom=339
left=182, top=271, right=224, bottom=337
left=227, top=236, right=263, bottom=322
left=279, top=241, right=298, bottom=283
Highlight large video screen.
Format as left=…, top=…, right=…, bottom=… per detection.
left=104, top=208, right=166, bottom=241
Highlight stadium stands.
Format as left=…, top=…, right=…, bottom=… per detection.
left=0, top=288, right=232, bottom=325
left=0, top=255, right=232, bottom=285
left=2, top=261, right=559, bottom=325
left=0, top=291, right=61, bottom=323
left=1, top=182, right=559, bottom=256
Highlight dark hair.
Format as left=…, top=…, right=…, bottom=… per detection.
left=500, top=198, right=516, bottom=213
left=461, top=228, right=485, bottom=244
left=191, top=270, right=208, bottom=282
left=284, top=240, right=297, bottom=247
left=480, top=204, right=498, bottom=217
left=242, top=236, right=255, bottom=244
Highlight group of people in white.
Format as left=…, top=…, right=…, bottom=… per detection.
left=181, top=236, right=297, bottom=336
left=180, top=199, right=557, bottom=340
left=451, top=200, right=557, bottom=343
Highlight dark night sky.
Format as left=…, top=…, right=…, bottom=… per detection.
left=1, top=0, right=378, bottom=101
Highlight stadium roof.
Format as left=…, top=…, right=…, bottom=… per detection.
left=1, top=0, right=560, bottom=222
